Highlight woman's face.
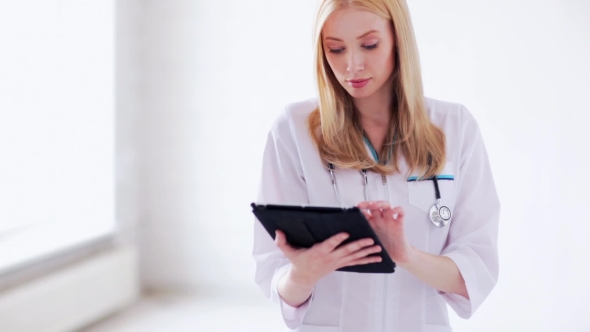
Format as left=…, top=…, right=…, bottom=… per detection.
left=322, top=8, right=396, bottom=101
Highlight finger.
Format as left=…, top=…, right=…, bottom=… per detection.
left=318, top=232, right=350, bottom=253
left=274, top=230, right=295, bottom=254
left=333, top=237, right=375, bottom=257
left=391, top=206, right=405, bottom=221
left=379, top=207, right=395, bottom=222
left=360, top=201, right=389, bottom=213
left=359, top=208, right=372, bottom=221
left=357, top=201, right=371, bottom=210
left=274, top=230, right=286, bottom=248
left=343, top=245, right=382, bottom=262
left=356, top=202, right=373, bottom=219
left=368, top=205, right=385, bottom=223
left=342, top=255, right=383, bottom=267
left=369, top=201, right=391, bottom=210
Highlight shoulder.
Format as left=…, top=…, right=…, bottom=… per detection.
left=424, top=97, right=484, bottom=169
left=424, top=96, right=481, bottom=135
left=268, top=97, right=318, bottom=139
left=285, top=97, right=318, bottom=117
left=283, top=97, right=318, bottom=130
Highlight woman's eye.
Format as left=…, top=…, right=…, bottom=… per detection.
left=328, top=48, right=344, bottom=54
left=364, top=43, right=378, bottom=50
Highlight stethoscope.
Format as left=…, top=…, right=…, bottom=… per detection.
left=327, top=140, right=452, bottom=228
left=426, top=175, right=452, bottom=227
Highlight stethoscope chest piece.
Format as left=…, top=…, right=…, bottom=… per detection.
left=429, top=199, right=451, bottom=228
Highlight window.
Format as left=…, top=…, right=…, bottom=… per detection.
left=0, top=1, right=115, bottom=274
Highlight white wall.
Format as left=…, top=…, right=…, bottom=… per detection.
left=116, top=0, right=144, bottom=247
left=138, top=0, right=319, bottom=293
left=137, top=0, right=202, bottom=291
left=409, top=1, right=590, bottom=331
left=138, top=0, right=590, bottom=330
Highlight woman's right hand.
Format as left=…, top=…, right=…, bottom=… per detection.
left=275, top=230, right=383, bottom=289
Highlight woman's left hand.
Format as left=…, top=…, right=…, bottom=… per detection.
left=357, top=201, right=412, bottom=264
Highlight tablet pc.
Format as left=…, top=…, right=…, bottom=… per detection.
left=251, top=203, right=395, bottom=274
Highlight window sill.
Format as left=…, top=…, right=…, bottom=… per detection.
left=0, top=222, right=116, bottom=291
left=0, top=244, right=139, bottom=332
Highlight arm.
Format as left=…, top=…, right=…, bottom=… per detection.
left=358, top=105, right=499, bottom=318
left=252, top=109, right=312, bottom=329
left=438, top=105, right=500, bottom=318
left=399, top=246, right=469, bottom=298
left=357, top=203, right=469, bottom=298
left=254, top=108, right=382, bottom=327
left=275, top=230, right=382, bottom=308
left=277, top=269, right=314, bottom=308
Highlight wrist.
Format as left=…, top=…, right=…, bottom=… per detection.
left=277, top=267, right=314, bottom=308
left=287, top=266, right=316, bottom=291
left=396, top=245, right=418, bottom=269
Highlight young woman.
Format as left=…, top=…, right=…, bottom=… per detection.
left=253, top=1, right=500, bottom=331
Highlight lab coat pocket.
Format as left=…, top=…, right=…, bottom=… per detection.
left=298, top=325, right=339, bottom=332
left=425, top=324, right=452, bottom=332
left=407, top=162, right=455, bottom=213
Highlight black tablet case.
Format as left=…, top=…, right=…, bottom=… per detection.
left=251, top=203, right=395, bottom=273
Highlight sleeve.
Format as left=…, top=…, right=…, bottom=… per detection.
left=252, top=108, right=314, bottom=329
left=439, top=105, right=501, bottom=318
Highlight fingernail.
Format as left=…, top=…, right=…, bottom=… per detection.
left=393, top=213, right=399, bottom=220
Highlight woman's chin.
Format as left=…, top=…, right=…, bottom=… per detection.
left=346, top=89, right=374, bottom=100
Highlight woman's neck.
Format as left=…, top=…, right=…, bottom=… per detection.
left=354, top=73, right=395, bottom=127
left=355, top=97, right=391, bottom=127
left=355, top=95, right=393, bottom=156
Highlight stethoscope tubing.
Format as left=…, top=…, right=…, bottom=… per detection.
left=327, top=163, right=452, bottom=227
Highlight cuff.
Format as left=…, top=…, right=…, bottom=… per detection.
left=270, top=262, right=314, bottom=329
left=441, top=251, right=475, bottom=319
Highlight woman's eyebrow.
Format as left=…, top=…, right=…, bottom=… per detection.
left=324, top=29, right=379, bottom=42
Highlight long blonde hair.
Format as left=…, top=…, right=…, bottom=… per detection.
left=308, top=0, right=445, bottom=178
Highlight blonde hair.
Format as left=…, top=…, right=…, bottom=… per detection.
left=308, top=0, right=445, bottom=178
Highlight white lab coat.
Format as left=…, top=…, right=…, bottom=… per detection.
left=252, top=97, right=500, bottom=332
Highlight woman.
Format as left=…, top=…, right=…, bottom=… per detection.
left=252, top=0, right=500, bottom=331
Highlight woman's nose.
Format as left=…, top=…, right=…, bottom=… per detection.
left=346, top=51, right=364, bottom=73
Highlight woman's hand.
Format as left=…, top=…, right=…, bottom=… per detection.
left=356, top=202, right=469, bottom=298
left=275, top=230, right=382, bottom=288
left=357, top=201, right=412, bottom=264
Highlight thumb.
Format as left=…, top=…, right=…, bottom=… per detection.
left=275, top=230, right=296, bottom=258
left=275, top=230, right=291, bottom=251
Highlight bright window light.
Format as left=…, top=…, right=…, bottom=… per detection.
left=0, top=1, right=115, bottom=274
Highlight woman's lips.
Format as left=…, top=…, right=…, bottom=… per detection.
left=348, top=78, right=370, bottom=89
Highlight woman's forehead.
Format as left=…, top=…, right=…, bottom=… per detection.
left=322, top=8, right=391, bottom=40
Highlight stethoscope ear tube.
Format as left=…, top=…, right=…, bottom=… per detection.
left=328, top=163, right=342, bottom=207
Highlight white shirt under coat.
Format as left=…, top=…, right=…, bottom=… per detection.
left=252, top=97, right=500, bottom=332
